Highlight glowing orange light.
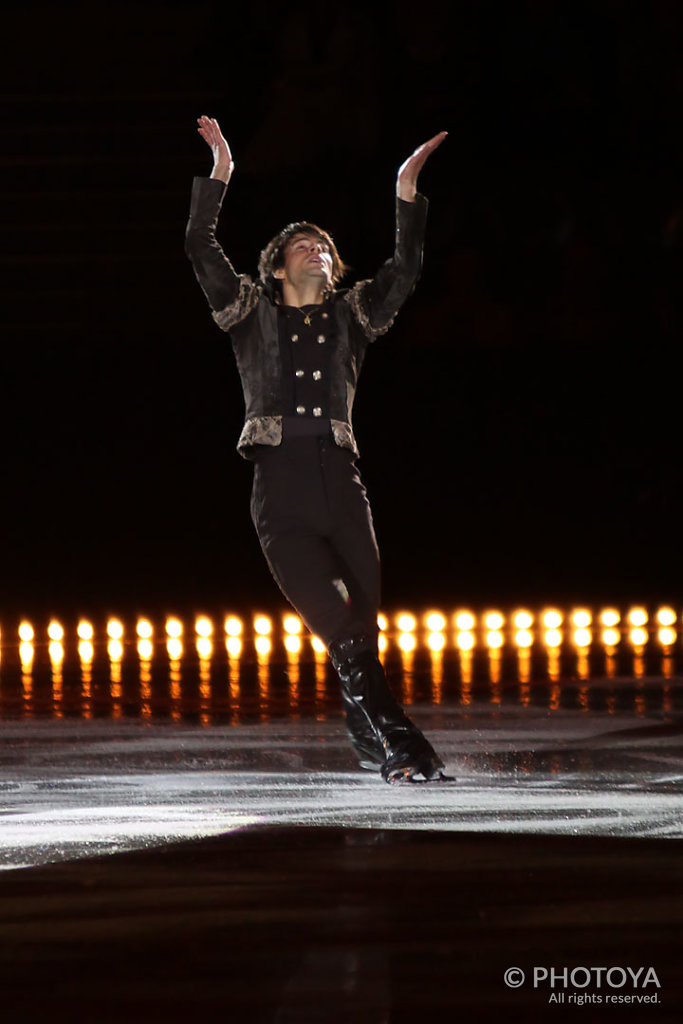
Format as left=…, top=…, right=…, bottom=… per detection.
left=456, top=631, right=475, bottom=651
left=628, top=607, right=648, bottom=628
left=425, top=612, right=446, bottom=632
left=224, top=616, right=242, bottom=637
left=137, top=638, right=153, bottom=660
left=78, top=640, right=94, bottom=663
left=543, top=609, right=563, bottom=629
left=629, top=627, right=648, bottom=647
left=427, top=632, right=445, bottom=652
left=195, top=617, right=213, bottom=638
left=486, top=630, right=503, bottom=649
left=658, top=627, right=676, bottom=647
left=19, top=642, right=34, bottom=667
left=656, top=607, right=676, bottom=627
left=137, top=618, right=153, bottom=639
left=255, top=635, right=271, bottom=656
left=454, top=611, right=476, bottom=631
left=165, top=618, right=183, bottom=639
left=283, top=615, right=302, bottom=635
left=77, top=620, right=94, bottom=641
left=226, top=636, right=242, bottom=658
left=167, top=637, right=183, bottom=660
left=600, top=608, right=620, bottom=628
left=398, top=632, right=416, bottom=652
left=254, top=616, right=272, bottom=636
left=396, top=613, right=416, bottom=633
left=377, top=613, right=388, bottom=631
left=107, top=619, right=123, bottom=641
left=544, top=629, right=562, bottom=648
left=602, top=628, right=620, bottom=647
left=18, top=622, right=34, bottom=643
left=571, top=609, right=592, bottom=629
left=284, top=634, right=301, bottom=654
left=485, top=612, right=504, bottom=631
left=515, top=629, right=533, bottom=648
left=196, top=637, right=213, bottom=659
left=108, top=639, right=123, bottom=661
left=311, top=636, right=326, bottom=654
left=378, top=633, right=388, bottom=653
left=514, top=610, right=534, bottom=630
left=573, top=628, right=592, bottom=648
left=48, top=641, right=64, bottom=664
left=47, top=620, right=64, bottom=642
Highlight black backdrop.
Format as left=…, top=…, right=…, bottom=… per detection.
left=2, top=0, right=682, bottom=619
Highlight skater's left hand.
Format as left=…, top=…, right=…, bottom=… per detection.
left=396, top=131, right=448, bottom=202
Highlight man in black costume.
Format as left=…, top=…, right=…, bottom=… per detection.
left=186, top=116, right=448, bottom=783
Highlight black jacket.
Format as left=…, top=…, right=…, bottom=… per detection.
left=185, top=176, right=428, bottom=459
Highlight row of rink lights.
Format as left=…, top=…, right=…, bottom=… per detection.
left=383, top=607, right=679, bottom=655
left=12, top=615, right=327, bottom=667
left=7, top=606, right=682, bottom=667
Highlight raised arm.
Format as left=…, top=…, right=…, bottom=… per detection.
left=185, top=117, right=257, bottom=322
left=345, top=132, right=447, bottom=338
left=197, top=115, right=234, bottom=185
left=396, top=131, right=447, bottom=202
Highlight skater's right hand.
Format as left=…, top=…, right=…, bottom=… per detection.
left=396, top=131, right=447, bottom=202
left=197, top=115, right=234, bottom=185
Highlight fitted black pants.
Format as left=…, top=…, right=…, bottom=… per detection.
left=250, top=432, right=380, bottom=649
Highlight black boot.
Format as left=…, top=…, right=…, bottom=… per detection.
left=329, top=636, right=449, bottom=783
left=330, top=640, right=387, bottom=773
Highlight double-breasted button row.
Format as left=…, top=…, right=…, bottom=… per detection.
left=286, top=306, right=329, bottom=419
left=295, top=369, right=323, bottom=380
left=292, top=332, right=326, bottom=344
left=295, top=406, right=323, bottom=416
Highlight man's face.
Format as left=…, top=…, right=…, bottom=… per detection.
left=274, top=233, right=333, bottom=289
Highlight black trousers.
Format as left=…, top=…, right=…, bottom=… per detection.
left=250, top=430, right=380, bottom=649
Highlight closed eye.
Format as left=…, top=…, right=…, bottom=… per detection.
left=292, top=238, right=330, bottom=252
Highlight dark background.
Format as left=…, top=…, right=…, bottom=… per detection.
left=2, top=0, right=682, bottom=619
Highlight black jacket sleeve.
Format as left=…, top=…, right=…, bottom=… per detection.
left=184, top=176, right=244, bottom=311
left=343, top=193, right=429, bottom=338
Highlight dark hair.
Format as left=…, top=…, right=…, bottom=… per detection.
left=258, top=221, right=348, bottom=294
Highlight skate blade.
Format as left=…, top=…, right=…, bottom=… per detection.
left=385, top=767, right=455, bottom=785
